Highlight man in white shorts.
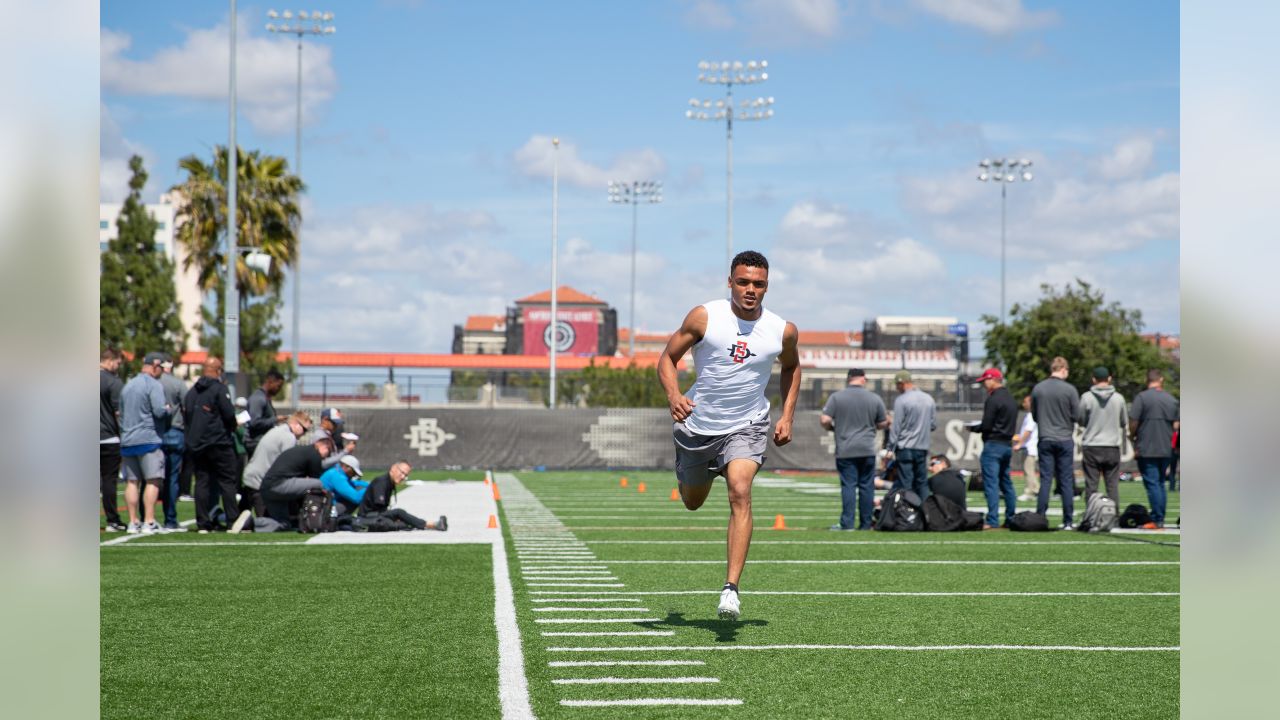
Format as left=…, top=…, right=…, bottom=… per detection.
left=657, top=250, right=801, bottom=620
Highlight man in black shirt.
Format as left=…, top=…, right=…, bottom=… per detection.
left=100, top=348, right=126, bottom=531
left=182, top=357, right=240, bottom=533
left=358, top=460, right=446, bottom=531
left=260, top=431, right=335, bottom=526
left=245, top=369, right=286, bottom=459
left=971, top=367, right=1018, bottom=529
left=1130, top=368, right=1180, bottom=528
left=927, top=455, right=967, bottom=509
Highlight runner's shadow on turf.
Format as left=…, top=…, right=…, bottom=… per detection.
left=640, top=612, right=767, bottom=643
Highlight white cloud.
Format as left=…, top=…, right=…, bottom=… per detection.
left=99, top=103, right=152, bottom=203
left=1093, top=136, right=1155, bottom=180
left=682, top=0, right=844, bottom=42
left=100, top=20, right=337, bottom=135
left=512, top=135, right=666, bottom=189
left=911, top=0, right=1058, bottom=35
left=901, top=142, right=1179, bottom=260
left=683, top=0, right=736, bottom=30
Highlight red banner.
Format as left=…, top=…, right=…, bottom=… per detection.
left=522, top=308, right=599, bottom=356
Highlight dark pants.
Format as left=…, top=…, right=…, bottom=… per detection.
left=368, top=508, right=428, bottom=530
left=980, top=441, right=1015, bottom=527
left=1167, top=452, right=1179, bottom=491
left=238, top=485, right=268, bottom=518
left=180, top=448, right=195, bottom=497
left=160, top=427, right=185, bottom=526
left=1037, top=438, right=1076, bottom=525
left=191, top=444, right=240, bottom=531
left=100, top=443, right=123, bottom=526
left=836, top=456, right=877, bottom=530
left=1081, top=446, right=1121, bottom=506
left=1138, top=456, right=1170, bottom=525
left=262, top=477, right=324, bottom=526
left=894, top=448, right=930, bottom=500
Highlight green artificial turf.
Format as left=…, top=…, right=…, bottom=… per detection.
left=100, top=545, right=499, bottom=719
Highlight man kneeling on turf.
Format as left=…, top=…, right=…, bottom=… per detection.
left=358, top=460, right=446, bottom=531
left=257, top=431, right=335, bottom=529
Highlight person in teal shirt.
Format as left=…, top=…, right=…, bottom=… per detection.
left=320, top=455, right=368, bottom=514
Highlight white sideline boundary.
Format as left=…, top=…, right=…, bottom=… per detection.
left=529, top=590, right=1178, bottom=597
left=561, top=699, right=743, bottom=707
left=491, top=509, right=535, bottom=720
left=547, top=644, right=1181, bottom=653
left=553, top=676, right=720, bottom=685
left=596, top=559, right=1178, bottom=566
left=581, top=539, right=1174, bottom=546
left=99, top=519, right=196, bottom=546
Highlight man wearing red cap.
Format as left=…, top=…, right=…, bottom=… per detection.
left=970, top=367, right=1019, bottom=529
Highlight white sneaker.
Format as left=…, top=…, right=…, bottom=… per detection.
left=1017, top=494, right=1032, bottom=501
left=126, top=522, right=142, bottom=535
left=229, top=510, right=253, bottom=534
left=141, top=522, right=162, bottom=535
left=717, top=587, right=741, bottom=620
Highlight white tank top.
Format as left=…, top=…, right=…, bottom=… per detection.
left=683, top=298, right=787, bottom=436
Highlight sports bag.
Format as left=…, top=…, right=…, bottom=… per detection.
left=1078, top=493, right=1119, bottom=533
left=297, top=489, right=335, bottom=533
left=922, top=494, right=965, bottom=532
left=961, top=510, right=984, bottom=531
left=1007, top=511, right=1050, bottom=532
left=876, top=489, right=923, bottom=532
left=1118, top=503, right=1153, bottom=529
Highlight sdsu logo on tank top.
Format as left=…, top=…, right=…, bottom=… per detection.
left=684, top=298, right=786, bottom=436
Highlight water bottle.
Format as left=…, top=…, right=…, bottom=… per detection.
left=330, top=502, right=338, bottom=519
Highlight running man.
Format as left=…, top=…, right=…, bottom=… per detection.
left=657, top=250, right=801, bottom=620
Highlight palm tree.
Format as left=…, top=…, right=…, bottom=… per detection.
left=171, top=145, right=304, bottom=297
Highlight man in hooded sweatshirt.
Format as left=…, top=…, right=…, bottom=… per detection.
left=1076, top=366, right=1129, bottom=507
left=182, top=357, right=240, bottom=533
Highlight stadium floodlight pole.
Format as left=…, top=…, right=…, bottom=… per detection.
left=687, top=60, right=773, bottom=270
left=977, top=157, right=1034, bottom=324
left=608, top=180, right=663, bottom=357
left=224, top=0, right=240, bottom=392
left=549, top=137, right=560, bottom=408
left=266, top=8, right=336, bottom=405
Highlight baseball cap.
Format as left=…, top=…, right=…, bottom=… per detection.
left=142, top=351, right=166, bottom=366
left=235, top=396, right=248, bottom=409
left=160, top=355, right=174, bottom=369
left=321, top=407, right=343, bottom=423
left=893, top=370, right=912, bottom=384
left=1092, top=366, right=1111, bottom=380
left=311, top=429, right=334, bottom=445
left=972, top=367, right=1004, bottom=385
left=339, top=455, right=363, bottom=477
left=846, top=368, right=866, bottom=379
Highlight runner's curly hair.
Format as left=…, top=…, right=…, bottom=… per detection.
left=731, top=250, right=768, bottom=272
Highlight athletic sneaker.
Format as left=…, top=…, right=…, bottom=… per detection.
left=1060, top=522, right=1074, bottom=531
left=162, top=523, right=187, bottom=533
left=1017, top=494, right=1032, bottom=501
left=717, top=587, right=741, bottom=620
left=126, top=522, right=142, bottom=535
left=229, top=510, right=253, bottom=535
left=828, top=524, right=854, bottom=531
left=141, top=522, right=163, bottom=535
left=436, top=515, right=448, bottom=532
left=105, top=522, right=127, bottom=532
left=178, top=494, right=195, bottom=502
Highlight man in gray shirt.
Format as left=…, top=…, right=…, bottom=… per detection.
left=1130, top=368, right=1179, bottom=527
left=1031, top=356, right=1081, bottom=529
left=1077, top=366, right=1128, bottom=507
left=821, top=368, right=889, bottom=530
left=157, top=356, right=189, bottom=531
left=887, top=370, right=937, bottom=500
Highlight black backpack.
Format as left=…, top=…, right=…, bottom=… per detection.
left=1118, top=503, right=1153, bottom=529
left=1007, top=511, right=1050, bottom=532
left=922, top=494, right=965, bottom=532
left=876, top=490, right=923, bottom=532
left=297, top=489, right=335, bottom=533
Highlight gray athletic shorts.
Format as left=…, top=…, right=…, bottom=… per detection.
left=121, top=449, right=165, bottom=484
left=672, top=416, right=770, bottom=486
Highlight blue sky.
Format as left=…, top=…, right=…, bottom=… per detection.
left=101, top=0, right=1179, bottom=354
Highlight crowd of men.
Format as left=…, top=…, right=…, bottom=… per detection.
left=821, top=358, right=1180, bottom=531
left=99, top=349, right=444, bottom=534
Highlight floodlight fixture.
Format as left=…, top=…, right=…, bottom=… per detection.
left=976, top=154, right=1036, bottom=325
left=608, top=181, right=664, bottom=357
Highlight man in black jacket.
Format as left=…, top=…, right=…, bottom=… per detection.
left=358, top=460, right=446, bottom=531
left=970, top=367, right=1018, bottom=529
left=260, top=431, right=335, bottom=526
left=100, top=348, right=126, bottom=531
left=182, top=357, right=240, bottom=533
left=245, top=369, right=286, bottom=459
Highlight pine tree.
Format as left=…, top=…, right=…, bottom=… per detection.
left=100, top=156, right=186, bottom=376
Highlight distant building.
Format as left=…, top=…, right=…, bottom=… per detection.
left=453, top=315, right=507, bottom=355
left=99, top=194, right=203, bottom=352
left=451, top=286, right=619, bottom=358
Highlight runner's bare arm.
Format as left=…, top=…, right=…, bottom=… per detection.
left=773, top=321, right=801, bottom=446
left=658, top=306, right=707, bottom=423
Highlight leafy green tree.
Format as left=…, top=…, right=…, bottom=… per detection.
left=100, top=156, right=186, bottom=375
left=171, top=146, right=301, bottom=382
left=982, top=280, right=1178, bottom=399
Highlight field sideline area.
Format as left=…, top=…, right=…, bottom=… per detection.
left=100, top=470, right=1180, bottom=718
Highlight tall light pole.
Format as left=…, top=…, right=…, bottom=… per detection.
left=977, top=157, right=1034, bottom=324
left=266, top=9, right=335, bottom=404
left=549, top=138, right=560, bottom=408
left=225, top=0, right=240, bottom=392
left=607, top=180, right=663, bottom=357
left=687, top=60, right=773, bottom=270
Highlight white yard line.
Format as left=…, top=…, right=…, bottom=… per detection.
left=547, top=643, right=1181, bottom=653
left=553, top=676, right=719, bottom=685
left=582, top=539, right=1168, bottom=546
left=596, top=559, right=1177, bottom=566
left=491, top=532, right=534, bottom=720
left=99, top=519, right=197, bottom=546
left=536, top=618, right=664, bottom=624
left=535, top=607, right=651, bottom=612
left=560, top=699, right=743, bottom=707
left=549, top=660, right=706, bottom=667
left=527, top=582, right=626, bottom=587
left=541, top=631, right=674, bottom=637
left=529, top=590, right=1178, bottom=597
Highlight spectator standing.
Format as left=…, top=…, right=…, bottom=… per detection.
left=1130, top=369, right=1180, bottom=528
left=971, top=368, right=1018, bottom=529
left=157, top=357, right=189, bottom=531
left=1077, top=366, right=1129, bottom=507
left=182, top=357, right=240, bottom=533
left=887, top=370, right=937, bottom=499
left=1032, top=356, right=1081, bottom=530
left=1013, top=395, right=1039, bottom=502
left=119, top=352, right=172, bottom=534
left=358, top=460, right=446, bottom=531
left=321, top=455, right=369, bottom=515
left=260, top=433, right=335, bottom=527
left=99, top=348, right=126, bottom=532
left=245, top=369, right=286, bottom=459
left=820, top=368, right=889, bottom=530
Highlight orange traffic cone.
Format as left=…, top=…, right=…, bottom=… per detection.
left=619, top=477, right=629, bottom=488
left=492, top=482, right=502, bottom=501
left=637, top=482, right=647, bottom=493
left=772, top=514, right=787, bottom=530
left=487, top=514, right=498, bottom=529
left=670, top=488, right=680, bottom=501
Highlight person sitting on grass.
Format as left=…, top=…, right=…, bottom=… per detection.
left=358, top=460, right=446, bottom=531
left=927, top=455, right=968, bottom=510
left=320, top=455, right=369, bottom=516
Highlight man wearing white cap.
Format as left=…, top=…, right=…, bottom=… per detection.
left=320, top=455, right=369, bottom=516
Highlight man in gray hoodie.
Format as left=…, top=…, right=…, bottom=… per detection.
left=1076, top=366, right=1128, bottom=506
left=1031, top=356, right=1080, bottom=529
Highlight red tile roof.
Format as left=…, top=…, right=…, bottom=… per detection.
left=463, top=315, right=506, bottom=332
left=177, top=350, right=684, bottom=371
left=617, top=328, right=670, bottom=344
left=515, top=286, right=607, bottom=305
left=798, top=330, right=861, bottom=347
